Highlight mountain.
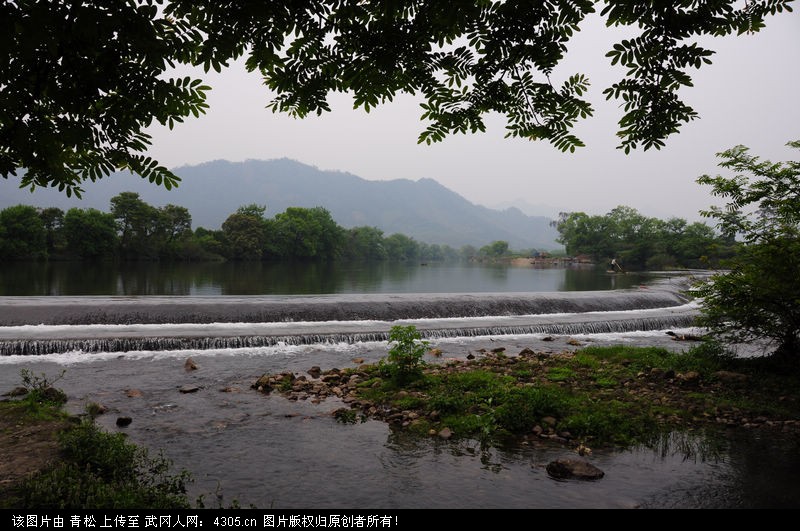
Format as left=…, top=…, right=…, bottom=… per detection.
left=489, top=199, right=564, bottom=220
left=0, top=159, right=560, bottom=250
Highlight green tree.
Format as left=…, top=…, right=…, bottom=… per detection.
left=271, top=207, right=345, bottom=260
left=479, top=240, right=511, bottom=258
left=0, top=205, right=47, bottom=260
left=3, top=1, right=792, bottom=194
left=221, top=206, right=268, bottom=260
left=460, top=244, right=478, bottom=261
left=553, top=211, right=614, bottom=259
left=154, top=204, right=193, bottom=258
left=38, top=207, right=66, bottom=255
left=1, top=1, right=207, bottom=197
left=110, top=192, right=159, bottom=259
left=63, top=208, right=119, bottom=260
left=193, top=226, right=224, bottom=258
left=694, top=141, right=800, bottom=360
left=344, top=226, right=387, bottom=261
left=385, top=233, right=420, bottom=262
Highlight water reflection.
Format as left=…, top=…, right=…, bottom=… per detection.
left=0, top=261, right=651, bottom=296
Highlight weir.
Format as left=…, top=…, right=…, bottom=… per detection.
left=0, top=277, right=694, bottom=326
left=0, top=276, right=703, bottom=356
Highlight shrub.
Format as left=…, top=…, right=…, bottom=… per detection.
left=494, top=386, right=568, bottom=434
left=380, top=325, right=429, bottom=384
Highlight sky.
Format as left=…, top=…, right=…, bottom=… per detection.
left=145, top=9, right=800, bottom=223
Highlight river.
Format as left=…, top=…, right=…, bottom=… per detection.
left=0, top=264, right=798, bottom=508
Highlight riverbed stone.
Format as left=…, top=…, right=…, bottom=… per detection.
left=546, top=458, right=604, bottom=480
left=541, top=416, right=557, bottom=427
left=179, top=385, right=200, bottom=394
left=125, top=389, right=142, bottom=398
left=116, top=416, right=133, bottom=427
left=438, top=427, right=453, bottom=440
left=713, top=370, right=749, bottom=384
left=184, top=357, right=198, bottom=371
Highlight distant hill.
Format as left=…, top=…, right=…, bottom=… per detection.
left=0, top=159, right=561, bottom=250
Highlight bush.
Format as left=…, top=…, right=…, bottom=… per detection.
left=20, top=368, right=67, bottom=408
left=18, top=419, right=192, bottom=510
left=380, top=325, right=429, bottom=384
left=495, top=386, right=568, bottom=434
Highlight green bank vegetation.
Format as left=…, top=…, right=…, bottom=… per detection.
left=324, top=328, right=800, bottom=448
left=0, top=370, right=230, bottom=510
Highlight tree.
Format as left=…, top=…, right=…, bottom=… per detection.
left=110, top=192, right=159, bottom=259
left=2, top=1, right=793, bottom=194
left=221, top=206, right=268, bottom=260
left=0, top=205, right=47, bottom=260
left=153, top=204, right=193, bottom=258
left=554, top=206, right=728, bottom=269
left=553, top=211, right=614, bottom=259
left=344, top=226, right=387, bottom=261
left=1, top=1, right=208, bottom=197
left=63, top=208, right=119, bottom=259
left=479, top=240, right=510, bottom=258
left=385, top=233, right=420, bottom=262
left=694, top=141, right=800, bottom=360
left=271, top=207, right=345, bottom=260
left=38, top=207, right=66, bottom=255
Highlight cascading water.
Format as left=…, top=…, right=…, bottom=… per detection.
left=0, top=276, right=700, bottom=356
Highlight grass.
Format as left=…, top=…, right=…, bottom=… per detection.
left=327, top=340, right=800, bottom=449
left=0, top=370, right=244, bottom=510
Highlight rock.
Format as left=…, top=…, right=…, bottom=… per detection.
left=179, top=385, right=200, bottom=394
left=2, top=386, right=28, bottom=397
left=125, top=389, right=143, bottom=398
left=86, top=402, right=108, bottom=416
left=576, top=444, right=592, bottom=456
left=542, top=336, right=555, bottom=342
left=666, top=331, right=705, bottom=341
left=712, top=370, right=749, bottom=384
left=438, top=427, right=453, bottom=440
left=491, top=347, right=506, bottom=353
left=519, top=348, right=535, bottom=356
left=252, top=374, right=272, bottom=392
left=541, top=416, right=557, bottom=427
left=219, top=386, right=240, bottom=393
left=566, top=338, right=582, bottom=346
left=466, top=353, right=475, bottom=360
left=308, top=366, right=322, bottom=378
left=116, top=416, right=133, bottom=427
left=351, top=358, right=365, bottom=364
left=429, top=348, right=443, bottom=357
left=531, top=425, right=543, bottom=436
left=677, top=371, right=700, bottom=384
left=184, top=357, right=198, bottom=371
left=546, top=458, right=604, bottom=480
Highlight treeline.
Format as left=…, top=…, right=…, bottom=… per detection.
left=553, top=206, right=734, bottom=270
left=0, top=192, right=524, bottom=262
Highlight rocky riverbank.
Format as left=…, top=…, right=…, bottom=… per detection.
left=251, top=343, right=800, bottom=450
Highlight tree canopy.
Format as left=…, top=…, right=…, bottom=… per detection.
left=694, top=141, right=800, bottom=359
left=2, top=0, right=793, bottom=196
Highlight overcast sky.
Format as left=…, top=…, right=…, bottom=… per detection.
left=146, top=10, right=800, bottom=222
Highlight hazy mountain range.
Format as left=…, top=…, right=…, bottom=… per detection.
left=1, top=159, right=561, bottom=250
